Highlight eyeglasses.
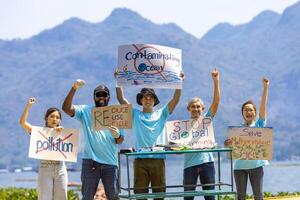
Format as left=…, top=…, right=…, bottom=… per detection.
left=94, top=91, right=109, bottom=98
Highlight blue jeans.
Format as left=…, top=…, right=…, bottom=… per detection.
left=234, top=167, right=264, bottom=200
left=81, top=159, right=119, bottom=200
left=183, top=162, right=215, bottom=200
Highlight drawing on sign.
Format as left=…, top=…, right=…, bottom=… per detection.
left=116, top=44, right=182, bottom=89
left=35, top=130, right=74, bottom=159
left=29, top=126, right=79, bottom=162
left=226, top=127, right=273, bottom=160
left=166, top=117, right=216, bottom=149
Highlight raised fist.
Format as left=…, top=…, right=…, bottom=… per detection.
left=73, top=79, right=85, bottom=90
left=211, top=68, right=219, bottom=80
left=262, top=77, right=269, bottom=86
left=28, top=97, right=36, bottom=105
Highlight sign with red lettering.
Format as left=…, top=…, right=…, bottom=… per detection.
left=166, top=117, right=216, bottom=149
left=226, top=127, right=273, bottom=160
left=92, top=104, right=132, bottom=130
left=29, top=126, right=79, bottom=162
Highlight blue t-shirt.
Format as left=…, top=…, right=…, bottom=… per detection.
left=133, top=105, right=169, bottom=159
left=184, top=109, right=215, bottom=169
left=74, top=105, right=124, bottom=166
left=234, top=117, right=269, bottom=170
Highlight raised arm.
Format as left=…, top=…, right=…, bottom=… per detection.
left=259, top=77, right=269, bottom=120
left=62, top=79, right=85, bottom=117
left=19, top=97, right=35, bottom=133
left=208, top=68, right=220, bottom=116
left=168, top=71, right=184, bottom=114
left=116, top=87, right=130, bottom=105
left=168, top=89, right=181, bottom=114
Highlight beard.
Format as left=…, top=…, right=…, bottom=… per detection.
left=95, top=100, right=108, bottom=107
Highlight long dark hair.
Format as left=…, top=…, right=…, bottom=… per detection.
left=44, top=107, right=62, bottom=127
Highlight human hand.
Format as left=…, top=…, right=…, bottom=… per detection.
left=224, top=139, right=232, bottom=147
left=262, top=77, right=269, bottom=86
left=114, top=68, right=119, bottom=78
left=28, top=97, right=36, bottom=106
left=179, top=71, right=185, bottom=80
left=211, top=68, right=219, bottom=81
left=108, top=126, right=120, bottom=138
left=73, top=79, right=85, bottom=90
left=54, top=126, right=64, bottom=132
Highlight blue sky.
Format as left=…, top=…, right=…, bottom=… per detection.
left=0, top=0, right=299, bottom=40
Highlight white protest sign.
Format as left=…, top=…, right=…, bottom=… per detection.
left=226, top=127, right=273, bottom=160
left=92, top=104, right=132, bottom=131
left=166, top=117, right=216, bottom=149
left=116, top=44, right=182, bottom=89
left=29, top=126, right=79, bottom=162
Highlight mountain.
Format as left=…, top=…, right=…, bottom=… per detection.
left=1, top=2, right=300, bottom=168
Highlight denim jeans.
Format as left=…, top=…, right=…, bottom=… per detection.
left=81, top=159, right=119, bottom=200
left=37, top=160, right=68, bottom=200
left=183, top=162, right=215, bottom=200
left=234, top=166, right=264, bottom=200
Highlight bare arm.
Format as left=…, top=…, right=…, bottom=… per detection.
left=259, top=77, right=269, bottom=120
left=115, top=135, right=124, bottom=144
left=19, top=97, right=35, bottom=133
left=62, top=79, right=85, bottom=117
left=116, top=87, right=130, bottom=105
left=168, top=71, right=184, bottom=114
left=168, top=89, right=181, bottom=114
left=208, top=68, right=220, bottom=116
left=115, top=68, right=129, bottom=105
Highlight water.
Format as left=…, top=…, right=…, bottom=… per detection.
left=1, top=160, right=300, bottom=194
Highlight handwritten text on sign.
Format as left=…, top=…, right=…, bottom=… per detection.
left=166, top=117, right=216, bottom=149
left=29, top=126, right=79, bottom=162
left=226, top=127, right=273, bottom=160
left=116, top=44, right=182, bottom=89
left=92, top=104, right=132, bottom=130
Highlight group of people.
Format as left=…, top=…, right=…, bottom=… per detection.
left=19, top=68, right=269, bottom=200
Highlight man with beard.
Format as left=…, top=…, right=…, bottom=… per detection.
left=62, top=79, right=124, bottom=200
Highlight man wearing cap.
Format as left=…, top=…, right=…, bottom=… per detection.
left=62, top=80, right=124, bottom=200
left=116, top=79, right=183, bottom=199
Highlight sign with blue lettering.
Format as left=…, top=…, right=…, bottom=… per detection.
left=115, top=44, right=182, bottom=89
left=92, top=104, right=132, bottom=131
left=166, top=117, right=216, bottom=149
left=226, top=127, right=273, bottom=160
left=28, top=126, right=79, bottom=162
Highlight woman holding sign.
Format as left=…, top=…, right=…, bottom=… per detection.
left=19, top=97, right=68, bottom=200
left=228, top=77, right=269, bottom=200
left=183, top=69, right=220, bottom=200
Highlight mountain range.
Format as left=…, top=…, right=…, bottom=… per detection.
left=0, top=2, right=300, bottom=168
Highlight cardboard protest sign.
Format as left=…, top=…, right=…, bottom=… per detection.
left=115, top=44, right=182, bottom=89
left=29, top=126, right=79, bottom=162
left=166, top=117, right=216, bottom=149
left=92, top=104, right=132, bottom=130
left=226, top=127, right=273, bottom=160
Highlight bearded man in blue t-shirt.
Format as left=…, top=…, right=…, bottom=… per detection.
left=62, top=79, right=124, bottom=200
